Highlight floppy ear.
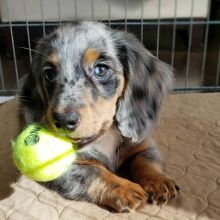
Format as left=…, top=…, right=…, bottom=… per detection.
left=114, top=32, right=173, bottom=143
left=19, top=54, right=47, bottom=123
left=19, top=33, right=57, bottom=122
left=19, top=73, right=45, bottom=123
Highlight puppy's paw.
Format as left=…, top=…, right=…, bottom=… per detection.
left=141, top=176, right=180, bottom=205
left=102, top=180, right=146, bottom=212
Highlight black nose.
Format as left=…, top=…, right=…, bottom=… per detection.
left=52, top=112, right=80, bottom=131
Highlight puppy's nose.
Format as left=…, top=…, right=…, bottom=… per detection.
left=52, top=112, right=80, bottom=131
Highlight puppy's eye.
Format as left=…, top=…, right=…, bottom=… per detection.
left=44, top=68, right=56, bottom=82
left=94, top=64, right=109, bottom=79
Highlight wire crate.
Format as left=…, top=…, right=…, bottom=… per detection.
left=0, top=0, right=220, bottom=95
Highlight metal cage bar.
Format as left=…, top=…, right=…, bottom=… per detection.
left=216, top=46, right=220, bottom=90
left=171, top=0, right=178, bottom=67
left=156, top=0, right=161, bottom=58
left=140, top=0, right=144, bottom=43
left=124, top=0, right=128, bottom=32
left=6, top=0, right=20, bottom=90
left=200, top=0, right=212, bottom=85
left=23, top=0, right=32, bottom=63
left=91, top=0, right=94, bottom=21
left=0, top=56, right=5, bottom=90
left=57, top=0, right=61, bottom=26
left=74, top=0, right=78, bottom=20
left=107, top=0, right=111, bottom=27
left=40, top=0, right=46, bottom=36
left=185, top=0, right=195, bottom=91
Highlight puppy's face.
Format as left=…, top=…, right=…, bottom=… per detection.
left=35, top=23, right=125, bottom=140
left=21, top=21, right=173, bottom=144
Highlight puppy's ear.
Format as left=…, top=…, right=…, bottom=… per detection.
left=114, top=32, right=173, bottom=143
left=19, top=54, right=47, bottom=122
left=19, top=32, right=58, bottom=123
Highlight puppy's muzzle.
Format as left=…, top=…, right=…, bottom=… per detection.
left=52, top=111, right=80, bottom=131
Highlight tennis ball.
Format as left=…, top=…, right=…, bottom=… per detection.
left=12, top=123, right=77, bottom=182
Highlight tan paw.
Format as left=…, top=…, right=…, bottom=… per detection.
left=102, top=179, right=146, bottom=212
left=142, top=176, right=180, bottom=205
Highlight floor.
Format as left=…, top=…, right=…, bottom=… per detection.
left=1, top=93, right=220, bottom=219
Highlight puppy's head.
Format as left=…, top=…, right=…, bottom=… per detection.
left=20, top=21, right=173, bottom=143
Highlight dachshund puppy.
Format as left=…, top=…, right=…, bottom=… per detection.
left=20, top=21, right=179, bottom=212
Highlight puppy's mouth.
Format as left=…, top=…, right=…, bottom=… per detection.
left=71, top=133, right=102, bottom=148
left=47, top=123, right=103, bottom=148
left=70, top=122, right=111, bottom=147
left=45, top=117, right=110, bottom=148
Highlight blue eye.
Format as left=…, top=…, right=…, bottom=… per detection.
left=94, top=65, right=109, bottom=78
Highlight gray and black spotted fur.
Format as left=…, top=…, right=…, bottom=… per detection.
left=20, top=21, right=178, bottom=212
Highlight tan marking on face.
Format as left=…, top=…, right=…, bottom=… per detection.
left=121, top=76, right=128, bottom=97
left=83, top=48, right=100, bottom=65
left=69, top=96, right=117, bottom=138
left=69, top=74, right=124, bottom=138
left=46, top=104, right=56, bottom=130
left=48, top=52, right=59, bottom=66
left=37, top=80, right=46, bottom=103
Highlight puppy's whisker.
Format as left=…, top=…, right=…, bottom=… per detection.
left=19, top=95, right=47, bottom=104
left=19, top=47, right=42, bottom=55
left=18, top=95, right=33, bottom=98
left=19, top=98, right=31, bottom=102
left=19, top=47, right=48, bottom=59
left=20, top=101, right=31, bottom=105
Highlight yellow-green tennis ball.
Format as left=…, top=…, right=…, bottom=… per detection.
left=12, top=123, right=77, bottom=182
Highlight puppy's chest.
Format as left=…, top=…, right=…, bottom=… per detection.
left=77, top=127, right=125, bottom=170
left=76, top=129, right=140, bottom=171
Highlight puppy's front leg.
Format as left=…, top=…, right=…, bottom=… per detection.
left=85, top=160, right=146, bottom=212
left=47, top=159, right=146, bottom=212
left=130, top=141, right=180, bottom=205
